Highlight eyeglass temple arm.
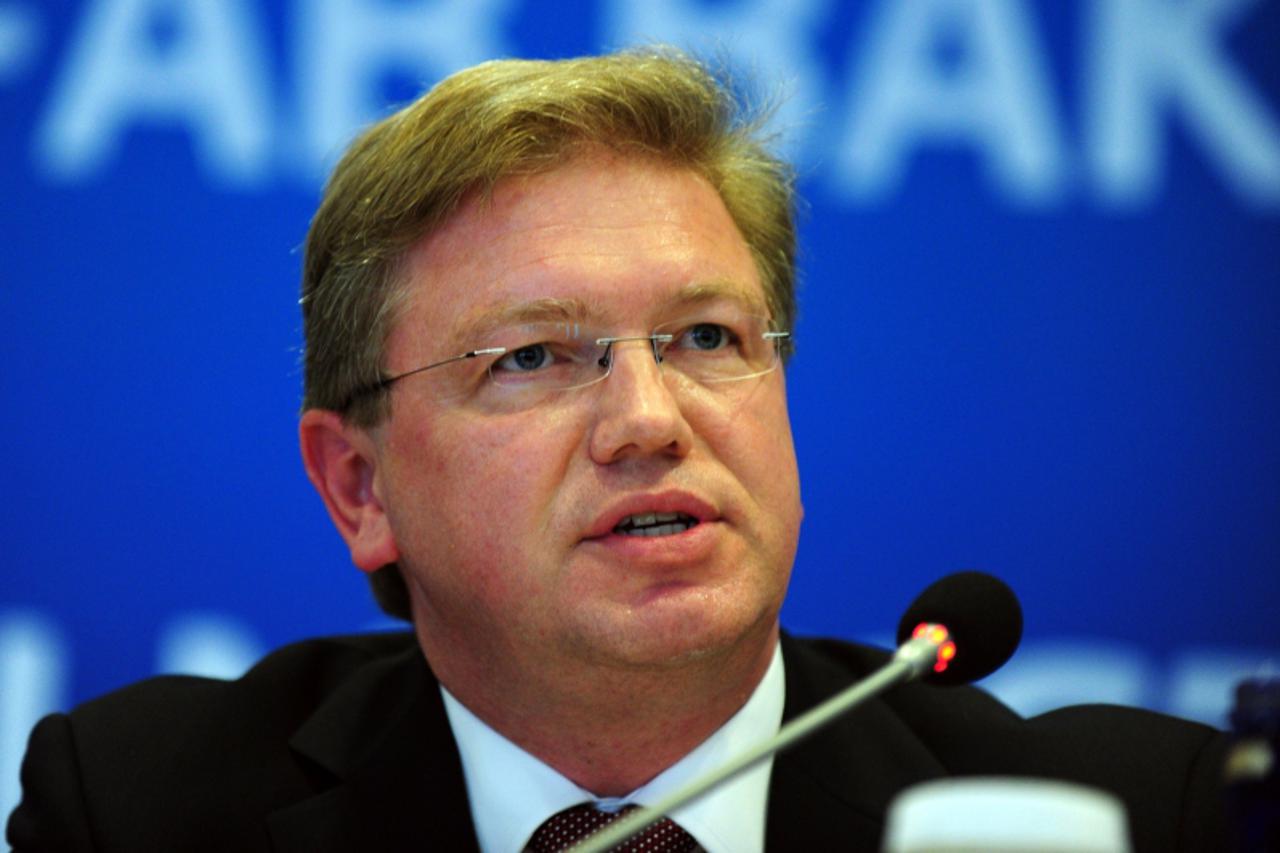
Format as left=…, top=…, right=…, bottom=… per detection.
left=342, top=346, right=507, bottom=409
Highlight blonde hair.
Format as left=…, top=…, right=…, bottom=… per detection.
left=301, top=48, right=797, bottom=619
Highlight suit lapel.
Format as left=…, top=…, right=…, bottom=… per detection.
left=266, top=644, right=480, bottom=853
left=766, top=635, right=947, bottom=852
left=260, top=633, right=946, bottom=852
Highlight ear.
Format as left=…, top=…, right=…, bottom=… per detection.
left=299, top=409, right=400, bottom=573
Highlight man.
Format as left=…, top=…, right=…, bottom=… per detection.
left=8, top=50, right=1227, bottom=852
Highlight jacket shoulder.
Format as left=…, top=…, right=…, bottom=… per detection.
left=94, top=630, right=415, bottom=706
left=8, top=632, right=421, bottom=852
left=782, top=634, right=1227, bottom=853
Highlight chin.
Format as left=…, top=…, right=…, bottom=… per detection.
left=574, top=596, right=777, bottom=671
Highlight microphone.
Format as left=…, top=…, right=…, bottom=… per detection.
left=573, top=571, right=1023, bottom=853
left=895, top=570, right=1023, bottom=686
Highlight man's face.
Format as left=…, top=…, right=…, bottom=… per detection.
left=365, top=153, right=802, bottom=685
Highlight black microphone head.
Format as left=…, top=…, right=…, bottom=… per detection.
left=895, top=570, right=1023, bottom=686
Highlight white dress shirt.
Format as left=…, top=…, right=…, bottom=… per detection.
left=440, top=642, right=786, bottom=853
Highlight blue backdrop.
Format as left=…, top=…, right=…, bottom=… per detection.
left=3, top=0, right=1278, bottom=818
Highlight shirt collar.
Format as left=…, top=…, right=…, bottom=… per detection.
left=441, top=641, right=786, bottom=853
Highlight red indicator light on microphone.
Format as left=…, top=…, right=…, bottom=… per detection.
left=935, top=640, right=957, bottom=673
left=912, top=623, right=949, bottom=643
left=912, top=622, right=958, bottom=674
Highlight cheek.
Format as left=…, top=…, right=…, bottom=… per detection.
left=702, top=384, right=797, bottom=469
left=710, top=388, right=802, bottom=532
left=466, top=407, right=585, bottom=490
left=386, top=408, right=585, bottom=544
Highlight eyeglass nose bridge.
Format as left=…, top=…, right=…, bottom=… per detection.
left=593, top=333, right=676, bottom=371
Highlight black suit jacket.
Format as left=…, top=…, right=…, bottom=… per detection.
left=7, top=632, right=1227, bottom=852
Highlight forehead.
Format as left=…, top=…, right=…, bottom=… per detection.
left=389, top=154, right=765, bottom=351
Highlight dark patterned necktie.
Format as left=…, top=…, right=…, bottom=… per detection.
left=525, top=802, right=702, bottom=852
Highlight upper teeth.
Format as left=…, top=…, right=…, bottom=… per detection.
left=615, top=511, right=697, bottom=536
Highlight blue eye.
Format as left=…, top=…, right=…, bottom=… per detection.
left=495, top=344, right=553, bottom=373
left=681, top=323, right=733, bottom=350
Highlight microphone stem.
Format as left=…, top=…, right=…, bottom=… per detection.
left=574, top=637, right=938, bottom=853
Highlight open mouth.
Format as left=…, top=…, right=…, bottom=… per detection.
left=613, top=511, right=699, bottom=537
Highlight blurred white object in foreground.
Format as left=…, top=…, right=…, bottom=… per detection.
left=883, top=777, right=1131, bottom=853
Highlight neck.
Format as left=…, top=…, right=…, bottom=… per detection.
left=419, top=620, right=780, bottom=796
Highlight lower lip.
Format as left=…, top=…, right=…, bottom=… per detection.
left=581, top=519, right=722, bottom=564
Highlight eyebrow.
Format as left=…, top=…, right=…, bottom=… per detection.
left=451, top=279, right=769, bottom=346
left=452, top=297, right=595, bottom=348
left=673, top=279, right=769, bottom=314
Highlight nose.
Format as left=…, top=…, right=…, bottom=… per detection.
left=587, top=338, right=694, bottom=465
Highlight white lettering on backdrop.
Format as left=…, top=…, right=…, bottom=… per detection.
left=16, top=0, right=1280, bottom=207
